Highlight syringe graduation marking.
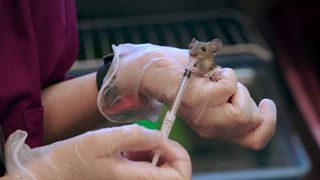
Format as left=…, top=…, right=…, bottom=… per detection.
left=183, top=69, right=192, bottom=78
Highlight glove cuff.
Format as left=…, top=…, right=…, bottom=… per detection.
left=96, top=53, right=114, bottom=90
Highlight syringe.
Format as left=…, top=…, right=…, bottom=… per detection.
left=151, top=58, right=193, bottom=166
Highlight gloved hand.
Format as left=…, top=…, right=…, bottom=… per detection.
left=97, top=43, right=276, bottom=149
left=5, top=124, right=191, bottom=179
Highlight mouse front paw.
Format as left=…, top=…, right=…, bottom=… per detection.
left=191, top=66, right=198, bottom=73
left=204, top=71, right=215, bottom=81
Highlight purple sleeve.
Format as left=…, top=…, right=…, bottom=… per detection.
left=0, top=0, right=78, bottom=147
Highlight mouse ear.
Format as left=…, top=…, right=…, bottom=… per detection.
left=209, top=39, right=223, bottom=52
left=190, top=37, right=197, bottom=44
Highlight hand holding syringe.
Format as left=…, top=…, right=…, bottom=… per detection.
left=151, top=58, right=193, bottom=166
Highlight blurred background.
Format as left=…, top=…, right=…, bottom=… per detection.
left=71, top=0, right=319, bottom=179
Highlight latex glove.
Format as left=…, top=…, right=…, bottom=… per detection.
left=97, top=44, right=277, bottom=149
left=5, top=124, right=191, bottom=179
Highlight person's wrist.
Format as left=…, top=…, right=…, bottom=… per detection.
left=1, top=174, right=14, bottom=180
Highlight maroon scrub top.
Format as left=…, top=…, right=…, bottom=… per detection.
left=0, top=0, right=78, bottom=147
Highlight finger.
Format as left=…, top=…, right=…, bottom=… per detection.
left=123, top=151, right=153, bottom=162
left=208, top=68, right=237, bottom=106
left=159, top=140, right=191, bottom=179
left=123, top=151, right=166, bottom=166
left=116, top=140, right=191, bottom=180
left=183, top=68, right=237, bottom=107
left=117, top=124, right=163, bottom=153
left=231, top=83, right=251, bottom=110
left=231, top=99, right=277, bottom=149
left=83, top=124, right=162, bottom=156
left=230, top=83, right=263, bottom=125
left=226, top=82, right=253, bottom=125
left=204, top=83, right=260, bottom=138
left=179, top=82, right=249, bottom=138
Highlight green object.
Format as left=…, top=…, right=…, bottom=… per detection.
left=135, top=105, right=193, bottom=152
left=135, top=119, right=161, bottom=130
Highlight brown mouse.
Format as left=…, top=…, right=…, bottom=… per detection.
left=189, top=38, right=223, bottom=79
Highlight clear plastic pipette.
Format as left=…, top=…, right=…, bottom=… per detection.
left=151, top=58, right=193, bottom=166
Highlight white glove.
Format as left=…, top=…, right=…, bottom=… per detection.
left=98, top=43, right=277, bottom=149
left=5, top=124, right=191, bottom=179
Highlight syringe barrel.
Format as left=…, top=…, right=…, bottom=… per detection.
left=160, top=111, right=176, bottom=138
left=170, top=69, right=191, bottom=115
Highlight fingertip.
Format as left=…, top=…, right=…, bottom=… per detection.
left=259, top=99, right=277, bottom=131
left=258, top=99, right=277, bottom=119
left=217, top=68, right=238, bottom=94
left=161, top=140, right=191, bottom=179
left=220, top=68, right=237, bottom=82
left=166, top=140, right=185, bottom=152
left=165, top=140, right=191, bottom=162
left=254, top=99, right=277, bottom=146
left=134, top=125, right=163, bottom=143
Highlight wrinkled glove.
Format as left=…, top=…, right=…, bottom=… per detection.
left=5, top=124, right=191, bottom=179
left=98, top=44, right=277, bottom=149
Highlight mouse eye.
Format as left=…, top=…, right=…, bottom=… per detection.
left=189, top=45, right=193, bottom=49
left=201, top=46, right=206, bottom=52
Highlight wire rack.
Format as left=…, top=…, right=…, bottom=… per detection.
left=71, top=10, right=272, bottom=71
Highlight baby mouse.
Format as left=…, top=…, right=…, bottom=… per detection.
left=189, top=38, right=223, bottom=80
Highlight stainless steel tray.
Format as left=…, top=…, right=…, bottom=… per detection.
left=70, top=10, right=310, bottom=179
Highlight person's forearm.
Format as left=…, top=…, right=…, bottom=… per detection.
left=41, top=72, right=106, bottom=144
left=0, top=175, right=13, bottom=179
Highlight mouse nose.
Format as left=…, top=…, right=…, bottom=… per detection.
left=189, top=52, right=195, bottom=57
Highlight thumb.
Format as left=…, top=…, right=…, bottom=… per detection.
left=257, top=99, right=277, bottom=139
left=230, top=99, right=277, bottom=149
left=259, top=99, right=277, bottom=120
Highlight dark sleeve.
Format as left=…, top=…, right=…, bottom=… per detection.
left=0, top=0, right=78, bottom=149
left=96, top=54, right=114, bottom=90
